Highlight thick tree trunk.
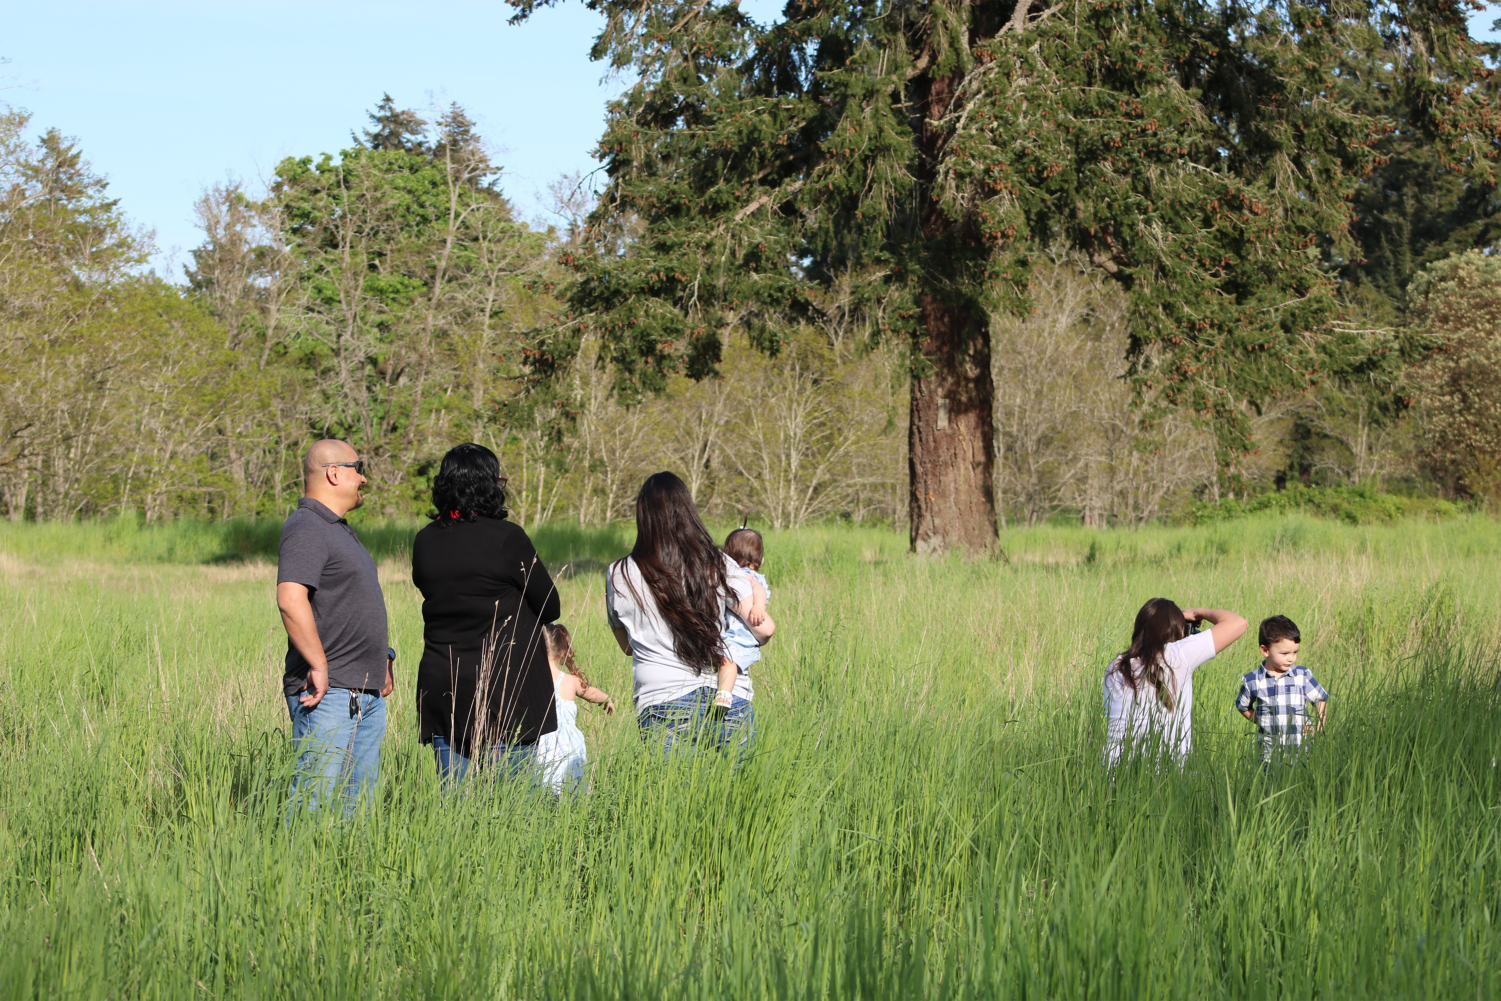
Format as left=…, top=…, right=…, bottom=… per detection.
left=907, top=67, right=1000, bottom=556
left=909, top=295, right=998, bottom=555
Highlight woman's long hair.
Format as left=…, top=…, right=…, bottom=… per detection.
left=430, top=443, right=508, bottom=525
left=612, top=472, right=728, bottom=674
left=1113, top=597, right=1190, bottom=711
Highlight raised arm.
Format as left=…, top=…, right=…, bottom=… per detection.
left=559, top=672, right=617, bottom=714
left=1184, top=608, right=1248, bottom=654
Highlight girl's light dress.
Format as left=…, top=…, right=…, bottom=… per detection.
left=535, top=677, right=587, bottom=795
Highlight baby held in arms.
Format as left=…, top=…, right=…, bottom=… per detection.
left=714, top=528, right=773, bottom=712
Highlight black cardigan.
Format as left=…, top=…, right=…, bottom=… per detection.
left=411, top=516, right=561, bottom=754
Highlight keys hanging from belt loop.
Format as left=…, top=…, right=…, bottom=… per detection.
left=349, top=690, right=359, bottom=719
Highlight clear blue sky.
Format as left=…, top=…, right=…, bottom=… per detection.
left=3, top=1, right=1494, bottom=279
left=3, top=0, right=782, bottom=275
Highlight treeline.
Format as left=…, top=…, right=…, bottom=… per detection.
left=1, top=74, right=1499, bottom=527
left=0, top=98, right=905, bottom=526
left=990, top=249, right=1501, bottom=526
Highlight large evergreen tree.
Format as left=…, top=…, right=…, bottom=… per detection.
left=1337, top=25, right=1501, bottom=308
left=513, top=0, right=1498, bottom=553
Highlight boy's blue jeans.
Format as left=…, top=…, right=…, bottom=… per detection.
left=285, top=688, right=386, bottom=817
left=637, top=687, right=755, bottom=759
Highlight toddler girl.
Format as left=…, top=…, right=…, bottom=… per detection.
left=714, top=527, right=774, bottom=710
left=536, top=623, right=615, bottom=795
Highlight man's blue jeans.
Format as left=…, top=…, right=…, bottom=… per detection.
left=431, top=734, right=540, bottom=790
left=637, top=687, right=756, bottom=759
left=285, top=689, right=386, bottom=817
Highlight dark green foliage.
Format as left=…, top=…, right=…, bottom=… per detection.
left=512, top=0, right=1498, bottom=459
left=1408, top=249, right=1501, bottom=499
left=1338, top=25, right=1501, bottom=305
left=359, top=93, right=431, bottom=154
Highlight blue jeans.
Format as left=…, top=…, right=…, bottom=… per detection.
left=285, top=688, right=386, bottom=817
left=637, top=687, right=756, bottom=759
left=432, top=734, right=539, bottom=789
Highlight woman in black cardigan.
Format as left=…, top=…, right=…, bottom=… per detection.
left=411, top=443, right=561, bottom=782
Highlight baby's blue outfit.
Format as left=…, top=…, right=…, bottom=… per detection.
left=535, top=674, right=587, bottom=795
left=723, top=568, right=769, bottom=672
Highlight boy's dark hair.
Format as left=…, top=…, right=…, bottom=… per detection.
left=723, top=527, right=764, bottom=569
left=1259, top=615, right=1301, bottom=648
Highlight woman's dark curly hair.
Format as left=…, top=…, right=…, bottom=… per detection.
left=430, top=443, right=508, bottom=525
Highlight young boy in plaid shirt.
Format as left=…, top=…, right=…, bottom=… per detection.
left=1235, top=615, right=1329, bottom=763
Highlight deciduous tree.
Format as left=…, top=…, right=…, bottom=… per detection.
left=268, top=98, right=553, bottom=511
left=1410, top=249, right=1501, bottom=501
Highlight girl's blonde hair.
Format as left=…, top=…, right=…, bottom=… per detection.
left=542, top=622, right=591, bottom=691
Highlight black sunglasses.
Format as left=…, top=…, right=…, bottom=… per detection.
left=321, top=460, right=365, bottom=476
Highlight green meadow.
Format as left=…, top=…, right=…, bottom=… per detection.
left=0, top=514, right=1497, bottom=998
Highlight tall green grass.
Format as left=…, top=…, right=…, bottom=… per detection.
left=0, top=515, right=1497, bottom=997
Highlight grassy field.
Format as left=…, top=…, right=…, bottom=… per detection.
left=0, top=513, right=1497, bottom=998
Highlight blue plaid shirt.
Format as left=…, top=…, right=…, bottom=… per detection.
left=1235, top=664, right=1329, bottom=760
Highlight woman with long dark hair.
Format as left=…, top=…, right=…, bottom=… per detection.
left=606, top=472, right=770, bottom=753
left=1104, top=597, right=1247, bottom=768
left=411, top=443, right=561, bottom=782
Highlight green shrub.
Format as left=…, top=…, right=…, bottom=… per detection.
left=1189, top=485, right=1459, bottom=526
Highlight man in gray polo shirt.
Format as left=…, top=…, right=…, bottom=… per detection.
left=276, top=438, right=393, bottom=814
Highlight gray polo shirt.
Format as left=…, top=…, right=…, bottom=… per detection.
left=277, top=497, right=389, bottom=695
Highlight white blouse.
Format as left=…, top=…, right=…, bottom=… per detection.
left=1103, top=630, right=1217, bottom=768
left=606, top=552, right=752, bottom=712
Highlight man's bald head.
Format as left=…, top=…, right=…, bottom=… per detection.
left=301, top=439, right=366, bottom=516
left=303, top=439, right=356, bottom=485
